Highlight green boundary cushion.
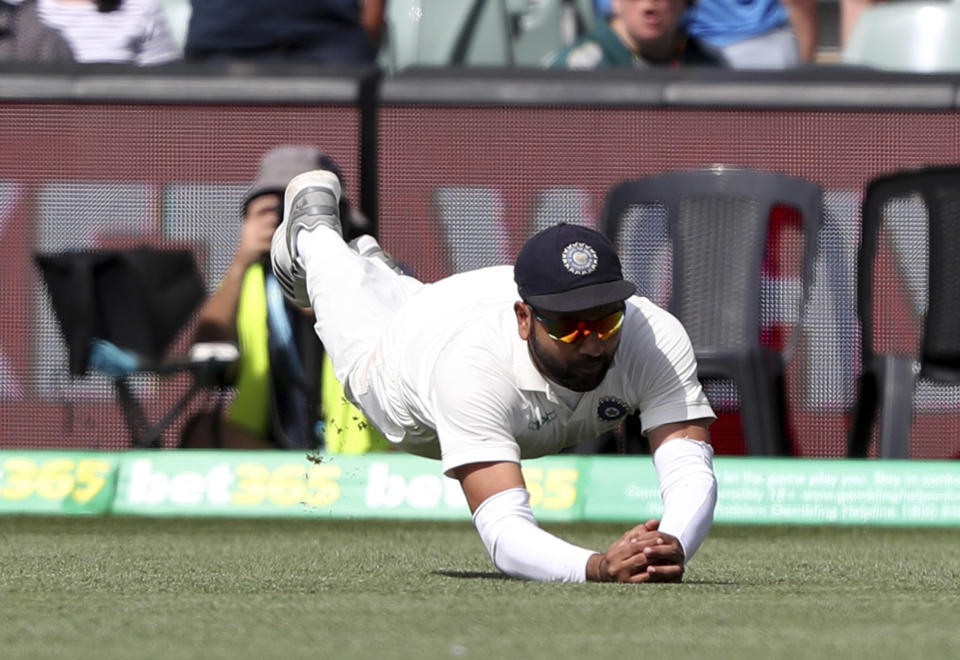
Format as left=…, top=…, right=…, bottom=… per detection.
left=1, top=451, right=958, bottom=525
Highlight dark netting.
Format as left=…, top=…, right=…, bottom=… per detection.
left=0, top=103, right=360, bottom=449
left=872, top=194, right=927, bottom=357
left=673, top=195, right=763, bottom=352
left=923, top=185, right=960, bottom=367
left=6, top=98, right=960, bottom=458
left=611, top=201, right=744, bottom=454
left=613, top=203, right=670, bottom=304
left=378, top=105, right=960, bottom=458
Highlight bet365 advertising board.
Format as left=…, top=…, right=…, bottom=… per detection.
left=1, top=450, right=959, bottom=525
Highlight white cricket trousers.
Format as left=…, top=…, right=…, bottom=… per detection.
left=296, top=227, right=423, bottom=430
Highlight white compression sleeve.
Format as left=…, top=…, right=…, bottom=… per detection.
left=472, top=487, right=596, bottom=582
left=653, top=437, right=717, bottom=563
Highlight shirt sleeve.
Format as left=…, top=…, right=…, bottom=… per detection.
left=430, top=348, right=523, bottom=476
left=627, top=304, right=716, bottom=433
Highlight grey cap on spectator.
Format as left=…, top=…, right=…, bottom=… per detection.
left=244, top=145, right=342, bottom=209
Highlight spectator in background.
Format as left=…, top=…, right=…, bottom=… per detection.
left=684, top=0, right=818, bottom=68
left=550, top=0, right=723, bottom=69
left=181, top=145, right=389, bottom=453
left=0, top=0, right=74, bottom=61
left=36, top=0, right=179, bottom=64
left=184, top=0, right=385, bottom=64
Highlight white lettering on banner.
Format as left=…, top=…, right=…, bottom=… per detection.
left=808, top=472, right=839, bottom=488
left=206, top=465, right=234, bottom=504
left=406, top=474, right=443, bottom=509
left=444, top=475, right=467, bottom=508
left=0, top=183, right=24, bottom=401
left=164, top=183, right=248, bottom=285
left=168, top=472, right=204, bottom=505
left=33, top=182, right=156, bottom=401
left=0, top=355, right=23, bottom=401
left=434, top=187, right=509, bottom=272
left=365, top=463, right=467, bottom=510
left=365, top=463, right=404, bottom=508
left=127, top=460, right=234, bottom=505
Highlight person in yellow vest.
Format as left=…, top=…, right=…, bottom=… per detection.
left=180, top=145, right=390, bottom=452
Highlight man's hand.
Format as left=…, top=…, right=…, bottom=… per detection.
left=236, top=207, right=278, bottom=268
left=592, top=519, right=686, bottom=583
left=636, top=519, right=685, bottom=583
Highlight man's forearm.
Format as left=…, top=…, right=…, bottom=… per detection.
left=653, top=437, right=717, bottom=561
left=193, top=259, right=250, bottom=344
left=782, top=0, right=818, bottom=62
left=472, top=487, right=596, bottom=582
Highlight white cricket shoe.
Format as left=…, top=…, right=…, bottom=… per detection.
left=270, top=170, right=342, bottom=306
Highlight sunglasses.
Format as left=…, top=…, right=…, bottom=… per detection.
left=532, top=307, right=625, bottom=344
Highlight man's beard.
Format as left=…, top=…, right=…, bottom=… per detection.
left=528, top=330, right=613, bottom=392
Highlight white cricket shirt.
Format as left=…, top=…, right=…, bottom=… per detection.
left=358, top=265, right=715, bottom=475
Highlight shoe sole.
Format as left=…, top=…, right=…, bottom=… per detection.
left=283, top=170, right=343, bottom=260
left=271, top=170, right=343, bottom=305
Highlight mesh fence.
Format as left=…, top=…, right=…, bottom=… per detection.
left=0, top=102, right=360, bottom=450
left=3, top=99, right=960, bottom=457
left=378, top=105, right=960, bottom=458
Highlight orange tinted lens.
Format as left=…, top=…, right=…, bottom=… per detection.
left=543, top=310, right=624, bottom=343
left=594, top=310, right=624, bottom=339
left=550, top=323, right=582, bottom=344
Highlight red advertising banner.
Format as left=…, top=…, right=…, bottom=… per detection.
left=2, top=96, right=959, bottom=458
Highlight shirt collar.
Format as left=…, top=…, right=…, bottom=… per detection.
left=507, top=319, right=595, bottom=408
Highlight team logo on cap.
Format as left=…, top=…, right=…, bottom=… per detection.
left=562, top=242, right=598, bottom=276
left=597, top=396, right=629, bottom=422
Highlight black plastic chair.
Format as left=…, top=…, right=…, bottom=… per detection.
left=847, top=165, right=960, bottom=458
left=35, top=247, right=230, bottom=448
left=601, top=165, right=823, bottom=456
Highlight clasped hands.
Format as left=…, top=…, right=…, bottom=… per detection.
left=591, top=519, right=685, bottom=583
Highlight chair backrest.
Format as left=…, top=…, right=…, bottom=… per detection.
left=601, top=166, right=823, bottom=355
left=379, top=0, right=514, bottom=72
left=843, top=1, right=960, bottom=72
left=505, top=0, right=566, bottom=66
left=858, top=165, right=960, bottom=374
left=35, top=247, right=205, bottom=376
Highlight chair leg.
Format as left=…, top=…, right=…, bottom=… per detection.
left=877, top=356, right=915, bottom=459
left=737, top=353, right=787, bottom=456
left=847, top=370, right=878, bottom=458
left=766, top=354, right=792, bottom=455
left=114, top=377, right=148, bottom=447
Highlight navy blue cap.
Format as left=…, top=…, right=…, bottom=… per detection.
left=514, top=223, right=636, bottom=313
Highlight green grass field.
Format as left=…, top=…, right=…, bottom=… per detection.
left=1, top=516, right=957, bottom=660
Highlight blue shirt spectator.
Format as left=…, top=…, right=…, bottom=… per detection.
left=684, top=0, right=817, bottom=67
left=594, top=0, right=612, bottom=16
left=686, top=0, right=787, bottom=47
